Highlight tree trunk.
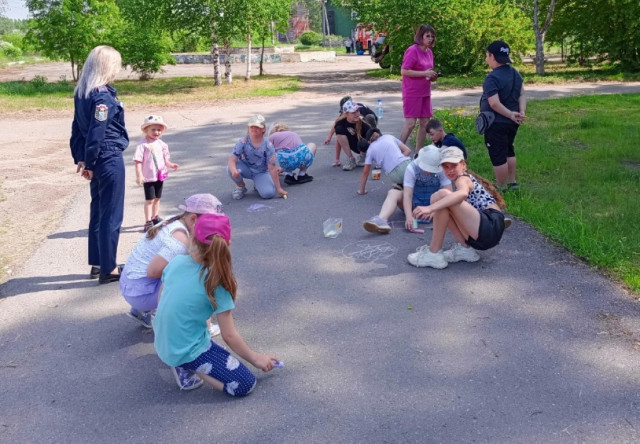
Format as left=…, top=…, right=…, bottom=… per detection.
left=245, top=28, right=252, bottom=81
left=533, top=0, right=557, bottom=76
left=259, top=35, right=265, bottom=76
left=224, top=39, right=232, bottom=84
left=210, top=21, right=222, bottom=86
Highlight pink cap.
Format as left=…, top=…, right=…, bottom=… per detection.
left=194, top=213, right=231, bottom=245
left=178, top=194, right=223, bottom=215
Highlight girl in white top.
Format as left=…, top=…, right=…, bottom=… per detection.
left=120, top=194, right=224, bottom=334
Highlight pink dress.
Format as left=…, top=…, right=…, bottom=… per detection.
left=401, top=44, right=434, bottom=118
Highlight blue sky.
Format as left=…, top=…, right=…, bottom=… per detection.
left=3, top=0, right=29, bottom=20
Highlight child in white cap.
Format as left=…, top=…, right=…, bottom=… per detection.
left=133, top=115, right=179, bottom=232
left=120, top=194, right=224, bottom=343
left=362, top=145, right=451, bottom=234
left=227, top=114, right=287, bottom=200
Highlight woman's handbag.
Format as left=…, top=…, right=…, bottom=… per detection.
left=475, top=111, right=495, bottom=135
left=149, top=144, right=169, bottom=181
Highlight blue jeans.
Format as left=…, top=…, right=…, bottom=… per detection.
left=228, top=160, right=276, bottom=199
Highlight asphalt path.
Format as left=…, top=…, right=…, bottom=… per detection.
left=1, top=56, right=639, bottom=443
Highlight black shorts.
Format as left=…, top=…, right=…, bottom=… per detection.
left=466, top=208, right=505, bottom=251
left=143, top=181, right=163, bottom=200
left=484, top=122, right=519, bottom=166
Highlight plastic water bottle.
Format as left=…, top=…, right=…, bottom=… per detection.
left=377, top=99, right=383, bottom=119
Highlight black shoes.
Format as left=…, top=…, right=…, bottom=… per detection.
left=99, top=273, right=121, bottom=284
left=296, top=174, right=313, bottom=184
left=91, top=264, right=124, bottom=283
left=90, top=266, right=101, bottom=279
left=284, top=175, right=298, bottom=185
left=284, top=174, right=313, bottom=185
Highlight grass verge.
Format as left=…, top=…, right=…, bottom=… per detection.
left=0, top=74, right=300, bottom=113
left=433, top=94, right=640, bottom=293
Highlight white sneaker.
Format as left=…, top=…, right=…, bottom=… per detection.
left=342, top=157, right=357, bottom=171
left=208, top=323, right=221, bottom=338
left=232, top=185, right=247, bottom=200
left=407, top=246, right=448, bottom=269
left=363, top=216, right=391, bottom=234
left=443, top=243, right=480, bottom=263
left=356, top=152, right=366, bottom=167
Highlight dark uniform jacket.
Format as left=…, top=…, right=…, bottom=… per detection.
left=70, top=84, right=129, bottom=170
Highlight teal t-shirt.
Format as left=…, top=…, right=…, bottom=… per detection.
left=153, top=254, right=235, bottom=367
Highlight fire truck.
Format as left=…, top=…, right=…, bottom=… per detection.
left=354, top=23, right=384, bottom=55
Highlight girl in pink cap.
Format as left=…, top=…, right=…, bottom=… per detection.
left=153, top=213, right=280, bottom=395
left=120, top=194, right=223, bottom=343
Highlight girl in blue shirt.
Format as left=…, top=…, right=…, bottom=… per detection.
left=153, top=213, right=280, bottom=395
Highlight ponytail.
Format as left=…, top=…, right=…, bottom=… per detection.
left=146, top=212, right=194, bottom=239
left=193, top=235, right=237, bottom=310
left=467, top=169, right=506, bottom=209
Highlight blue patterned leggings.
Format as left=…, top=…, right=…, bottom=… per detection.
left=180, top=341, right=257, bottom=397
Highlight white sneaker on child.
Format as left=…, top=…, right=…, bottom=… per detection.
left=407, top=245, right=448, bottom=269
left=443, top=243, right=480, bottom=263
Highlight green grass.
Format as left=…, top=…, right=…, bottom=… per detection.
left=367, top=63, right=640, bottom=89
left=0, top=74, right=300, bottom=113
left=433, top=95, right=640, bottom=292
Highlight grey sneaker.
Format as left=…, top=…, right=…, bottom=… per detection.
left=171, top=366, right=204, bottom=391
left=363, top=216, right=391, bottom=234
left=407, top=246, right=448, bottom=269
left=443, top=243, right=480, bottom=263
left=232, top=185, right=247, bottom=200
left=356, top=152, right=366, bottom=167
left=208, top=323, right=221, bottom=338
left=342, top=157, right=357, bottom=171
left=126, top=308, right=154, bottom=329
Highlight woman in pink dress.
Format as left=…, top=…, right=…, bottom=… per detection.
left=399, top=24, right=439, bottom=155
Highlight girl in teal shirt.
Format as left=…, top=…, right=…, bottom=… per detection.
left=153, top=213, right=280, bottom=395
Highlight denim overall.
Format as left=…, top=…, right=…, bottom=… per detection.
left=410, top=162, right=441, bottom=208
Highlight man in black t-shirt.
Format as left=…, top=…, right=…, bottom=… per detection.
left=480, top=40, right=526, bottom=191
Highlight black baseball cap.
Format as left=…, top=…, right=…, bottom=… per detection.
left=487, top=40, right=512, bottom=64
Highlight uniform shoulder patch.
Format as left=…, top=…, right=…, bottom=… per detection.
left=95, top=104, right=109, bottom=121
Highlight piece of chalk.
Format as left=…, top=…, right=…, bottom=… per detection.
left=283, top=195, right=287, bottom=199
left=273, top=361, right=284, bottom=368
left=410, top=228, right=425, bottom=234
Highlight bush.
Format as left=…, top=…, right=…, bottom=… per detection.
left=1, top=31, right=25, bottom=50
left=0, top=41, right=22, bottom=58
left=299, top=31, right=322, bottom=46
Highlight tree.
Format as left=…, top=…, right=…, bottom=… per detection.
left=116, top=0, right=175, bottom=80
left=25, top=0, right=124, bottom=80
left=548, top=0, right=640, bottom=71
left=341, top=0, right=532, bottom=75
left=516, top=0, right=557, bottom=75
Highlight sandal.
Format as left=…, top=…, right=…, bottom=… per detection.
left=332, top=160, right=341, bottom=167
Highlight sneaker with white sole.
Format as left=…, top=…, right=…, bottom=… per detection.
left=363, top=216, right=391, bottom=234
left=232, top=185, right=247, bottom=200
left=126, top=308, right=154, bottom=329
left=208, top=323, right=221, bottom=338
left=342, top=157, right=357, bottom=171
left=443, top=243, right=480, bottom=263
left=407, top=245, right=448, bottom=269
left=171, top=366, right=204, bottom=391
left=356, top=152, right=366, bottom=167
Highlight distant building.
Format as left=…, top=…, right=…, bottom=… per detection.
left=278, top=1, right=357, bottom=42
